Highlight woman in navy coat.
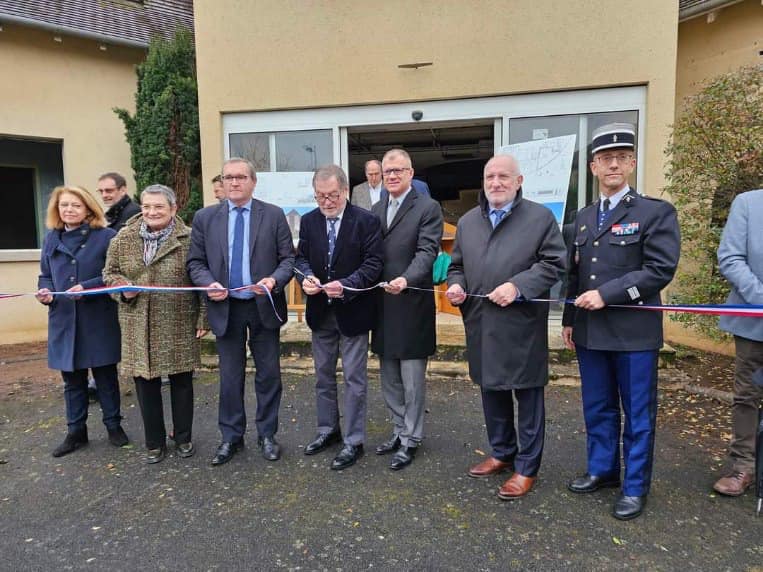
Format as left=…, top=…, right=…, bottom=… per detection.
left=36, top=185, right=128, bottom=457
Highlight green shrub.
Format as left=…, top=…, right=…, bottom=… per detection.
left=664, top=66, right=762, bottom=338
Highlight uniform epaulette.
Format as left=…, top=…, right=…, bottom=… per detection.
left=639, top=194, right=666, bottom=202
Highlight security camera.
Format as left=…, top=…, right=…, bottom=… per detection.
left=411, top=110, right=423, bottom=122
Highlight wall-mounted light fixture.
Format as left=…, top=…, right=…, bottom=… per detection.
left=99, top=44, right=107, bottom=51
left=53, top=35, right=62, bottom=43
left=397, top=62, right=433, bottom=70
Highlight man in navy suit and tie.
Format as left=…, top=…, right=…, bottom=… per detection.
left=296, top=164, right=383, bottom=470
left=187, top=157, right=294, bottom=466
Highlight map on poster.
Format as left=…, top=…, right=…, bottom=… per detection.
left=254, top=172, right=318, bottom=243
left=499, top=134, right=576, bottom=226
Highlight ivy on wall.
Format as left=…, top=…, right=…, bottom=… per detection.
left=115, top=28, right=201, bottom=221
left=664, top=66, right=762, bottom=338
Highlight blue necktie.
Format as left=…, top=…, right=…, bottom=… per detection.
left=327, top=217, right=338, bottom=265
left=598, top=198, right=611, bottom=230
left=491, top=209, right=505, bottom=229
left=230, top=206, right=245, bottom=289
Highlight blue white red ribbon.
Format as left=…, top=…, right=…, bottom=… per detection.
left=5, top=283, right=284, bottom=322
left=4, top=281, right=763, bottom=319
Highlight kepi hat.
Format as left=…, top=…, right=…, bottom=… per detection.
left=591, top=123, right=636, bottom=155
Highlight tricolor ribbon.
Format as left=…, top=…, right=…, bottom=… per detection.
left=6, top=283, right=284, bottom=322
left=4, top=281, right=763, bottom=319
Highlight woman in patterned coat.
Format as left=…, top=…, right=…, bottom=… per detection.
left=104, top=184, right=207, bottom=464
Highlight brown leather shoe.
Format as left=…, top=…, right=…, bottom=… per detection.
left=713, top=471, right=753, bottom=496
left=497, top=473, right=536, bottom=500
left=468, top=457, right=512, bottom=478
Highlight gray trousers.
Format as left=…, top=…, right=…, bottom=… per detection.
left=312, top=310, right=369, bottom=446
left=730, top=335, right=763, bottom=473
left=380, top=357, right=427, bottom=447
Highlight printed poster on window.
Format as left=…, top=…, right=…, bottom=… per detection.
left=499, top=134, right=576, bottom=226
left=253, top=172, right=318, bottom=244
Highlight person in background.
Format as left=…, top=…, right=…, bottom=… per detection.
left=351, top=160, right=384, bottom=211
left=96, top=172, right=141, bottom=232
left=104, top=184, right=208, bottom=464
left=36, top=185, right=128, bottom=457
left=212, top=174, right=227, bottom=202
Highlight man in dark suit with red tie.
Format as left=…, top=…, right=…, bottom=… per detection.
left=187, top=157, right=294, bottom=466
left=295, top=164, right=383, bottom=470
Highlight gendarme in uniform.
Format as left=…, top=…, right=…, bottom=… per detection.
left=562, top=122, right=681, bottom=520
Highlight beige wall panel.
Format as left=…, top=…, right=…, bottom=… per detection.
left=0, top=25, right=142, bottom=191
left=0, top=262, right=49, bottom=343
left=676, top=0, right=763, bottom=109
left=195, top=0, right=678, bottom=203
left=0, top=25, right=144, bottom=342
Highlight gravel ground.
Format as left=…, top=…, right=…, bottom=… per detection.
left=0, top=366, right=760, bottom=571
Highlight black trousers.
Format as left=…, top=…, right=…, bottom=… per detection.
left=481, top=386, right=545, bottom=477
left=133, top=371, right=194, bottom=450
left=215, top=298, right=282, bottom=443
left=62, top=365, right=121, bottom=433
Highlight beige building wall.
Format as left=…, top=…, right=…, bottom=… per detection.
left=664, top=0, right=762, bottom=354
left=194, top=0, right=678, bottom=205
left=676, top=0, right=763, bottom=109
left=0, top=24, right=143, bottom=343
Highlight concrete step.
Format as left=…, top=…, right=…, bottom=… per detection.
left=200, top=314, right=677, bottom=369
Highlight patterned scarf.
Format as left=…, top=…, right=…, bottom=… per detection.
left=139, top=218, right=175, bottom=266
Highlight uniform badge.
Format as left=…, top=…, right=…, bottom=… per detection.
left=611, top=222, right=639, bottom=236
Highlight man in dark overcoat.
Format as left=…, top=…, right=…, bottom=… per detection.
left=562, top=123, right=681, bottom=520
left=371, top=148, right=443, bottom=471
left=295, top=164, right=383, bottom=470
left=446, top=154, right=566, bottom=500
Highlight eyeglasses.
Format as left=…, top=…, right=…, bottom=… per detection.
left=594, top=153, right=634, bottom=165
left=222, top=174, right=249, bottom=182
left=382, top=167, right=411, bottom=178
left=314, top=192, right=342, bottom=203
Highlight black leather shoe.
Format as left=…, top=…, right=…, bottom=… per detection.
left=612, top=494, right=647, bottom=520
left=375, top=434, right=401, bottom=455
left=304, top=431, right=342, bottom=455
left=331, top=444, right=363, bottom=471
left=52, top=429, right=89, bottom=458
left=258, top=436, right=281, bottom=461
left=146, top=446, right=167, bottom=464
left=211, top=440, right=244, bottom=466
left=107, top=426, right=129, bottom=447
left=567, top=473, right=621, bottom=494
left=389, top=445, right=417, bottom=471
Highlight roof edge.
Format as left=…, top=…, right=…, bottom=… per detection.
left=679, top=0, right=745, bottom=23
left=0, top=12, right=148, bottom=48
